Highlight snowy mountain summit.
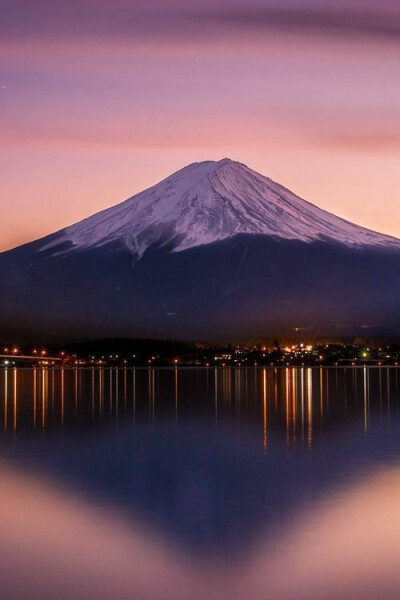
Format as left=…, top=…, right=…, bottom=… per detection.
left=44, top=158, right=400, bottom=257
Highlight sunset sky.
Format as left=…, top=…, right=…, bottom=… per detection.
left=1, top=0, right=400, bottom=251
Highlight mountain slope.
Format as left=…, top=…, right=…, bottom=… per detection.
left=39, top=158, right=400, bottom=258
left=1, top=159, right=400, bottom=342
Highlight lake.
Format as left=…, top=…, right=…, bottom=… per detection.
left=0, top=366, right=400, bottom=599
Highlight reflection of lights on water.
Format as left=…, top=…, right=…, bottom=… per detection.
left=0, top=366, right=396, bottom=438
left=13, top=369, right=17, bottom=431
left=263, top=369, right=267, bottom=453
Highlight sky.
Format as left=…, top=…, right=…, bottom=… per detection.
left=1, top=0, right=400, bottom=251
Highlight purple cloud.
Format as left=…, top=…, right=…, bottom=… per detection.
left=1, top=0, right=400, bottom=41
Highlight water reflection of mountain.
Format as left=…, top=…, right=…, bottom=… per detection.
left=0, top=366, right=399, bottom=556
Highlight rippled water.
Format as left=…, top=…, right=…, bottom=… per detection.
left=1, top=366, right=400, bottom=599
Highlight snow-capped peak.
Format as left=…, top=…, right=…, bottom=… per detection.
left=43, top=158, right=400, bottom=257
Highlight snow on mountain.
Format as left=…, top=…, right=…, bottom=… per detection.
left=43, top=158, right=400, bottom=257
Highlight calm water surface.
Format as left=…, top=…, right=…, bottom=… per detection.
left=1, top=366, right=400, bottom=599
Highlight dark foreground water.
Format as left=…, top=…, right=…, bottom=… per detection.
left=0, top=366, right=400, bottom=600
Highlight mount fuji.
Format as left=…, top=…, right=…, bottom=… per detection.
left=1, top=158, right=400, bottom=341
